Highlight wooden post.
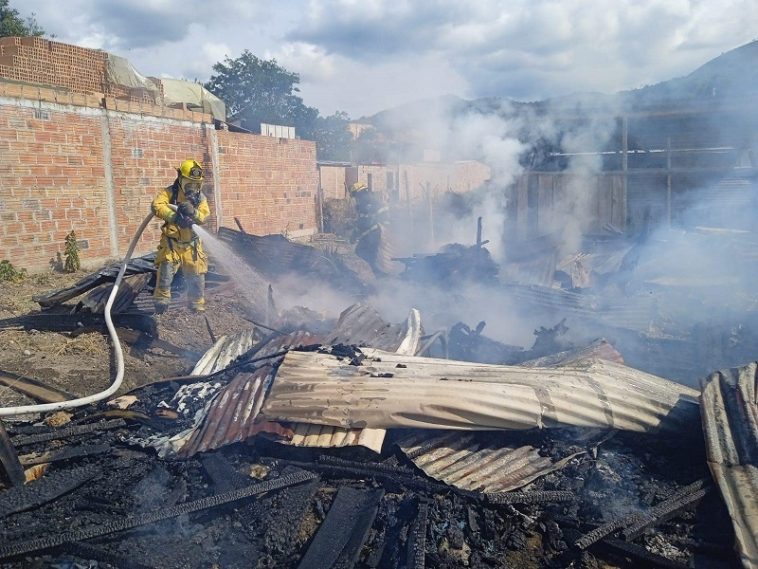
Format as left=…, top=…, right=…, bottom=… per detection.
left=621, top=115, right=628, bottom=230
left=427, top=182, right=435, bottom=247
left=476, top=216, right=483, bottom=247
left=404, top=169, right=413, bottom=237
left=317, top=185, right=325, bottom=233
left=666, top=137, right=672, bottom=227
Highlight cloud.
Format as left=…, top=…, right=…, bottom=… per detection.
left=291, top=0, right=758, bottom=102
left=18, top=0, right=758, bottom=116
left=292, top=51, right=470, bottom=117
left=24, top=0, right=268, bottom=50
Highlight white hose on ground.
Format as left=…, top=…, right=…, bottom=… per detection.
left=0, top=212, right=156, bottom=417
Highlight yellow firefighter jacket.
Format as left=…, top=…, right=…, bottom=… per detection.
left=151, top=183, right=211, bottom=273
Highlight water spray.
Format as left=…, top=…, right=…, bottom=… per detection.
left=0, top=211, right=157, bottom=417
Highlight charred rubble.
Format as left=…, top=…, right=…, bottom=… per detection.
left=0, top=231, right=756, bottom=569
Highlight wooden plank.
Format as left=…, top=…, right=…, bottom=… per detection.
left=0, top=369, right=75, bottom=403
left=0, top=419, right=25, bottom=487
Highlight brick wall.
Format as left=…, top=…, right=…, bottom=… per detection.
left=0, top=82, right=319, bottom=272
left=216, top=131, right=318, bottom=238
left=0, top=36, right=162, bottom=105
left=106, top=114, right=213, bottom=255
left=0, top=102, right=111, bottom=269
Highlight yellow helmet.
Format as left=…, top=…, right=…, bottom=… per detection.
left=350, top=181, right=368, bottom=193
left=178, top=159, right=203, bottom=181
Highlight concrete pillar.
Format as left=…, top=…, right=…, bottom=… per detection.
left=100, top=111, right=119, bottom=257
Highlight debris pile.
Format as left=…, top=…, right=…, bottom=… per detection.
left=0, top=230, right=755, bottom=568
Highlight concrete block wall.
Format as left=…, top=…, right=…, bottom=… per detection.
left=0, top=81, right=318, bottom=272
left=318, top=165, right=347, bottom=200
left=398, top=161, right=491, bottom=202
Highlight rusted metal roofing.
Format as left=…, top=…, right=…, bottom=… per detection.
left=701, top=362, right=758, bottom=569
left=173, top=331, right=323, bottom=457
left=166, top=307, right=425, bottom=457
left=262, top=349, right=699, bottom=433
left=520, top=339, right=624, bottom=367
left=397, top=431, right=583, bottom=493
left=178, top=365, right=291, bottom=457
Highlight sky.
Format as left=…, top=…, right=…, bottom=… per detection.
left=19, top=0, right=758, bottom=118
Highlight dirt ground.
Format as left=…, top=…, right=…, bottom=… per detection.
left=0, top=269, right=257, bottom=413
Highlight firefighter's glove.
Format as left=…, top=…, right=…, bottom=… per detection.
left=178, top=202, right=195, bottom=219
left=176, top=213, right=194, bottom=228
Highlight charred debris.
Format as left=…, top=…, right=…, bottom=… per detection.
left=0, top=226, right=756, bottom=568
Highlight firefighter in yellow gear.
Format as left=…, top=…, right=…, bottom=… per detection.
left=151, top=159, right=211, bottom=313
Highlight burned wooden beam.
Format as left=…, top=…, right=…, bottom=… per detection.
left=0, top=313, right=156, bottom=335
left=575, top=512, right=644, bottom=550
left=621, top=479, right=713, bottom=541
left=11, top=418, right=127, bottom=448
left=266, top=457, right=483, bottom=501
left=0, top=470, right=318, bottom=560
left=18, top=443, right=111, bottom=467
left=200, top=452, right=252, bottom=493
left=486, top=490, right=576, bottom=506
left=63, top=542, right=158, bottom=569
left=596, top=538, right=690, bottom=569
left=296, top=486, right=384, bottom=569
left=0, top=370, right=76, bottom=404
left=405, top=499, right=429, bottom=569
left=575, top=478, right=711, bottom=550
left=0, top=465, right=101, bottom=518
left=0, top=419, right=25, bottom=487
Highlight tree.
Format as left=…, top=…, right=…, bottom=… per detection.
left=309, top=111, right=353, bottom=161
left=0, top=0, right=45, bottom=37
left=205, top=50, right=318, bottom=133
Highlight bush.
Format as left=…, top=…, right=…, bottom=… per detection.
left=0, top=260, right=26, bottom=283
left=64, top=230, right=81, bottom=273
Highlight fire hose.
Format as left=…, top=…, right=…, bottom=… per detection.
left=0, top=208, right=169, bottom=417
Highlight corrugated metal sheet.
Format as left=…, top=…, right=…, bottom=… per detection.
left=173, top=331, right=323, bottom=457
left=520, top=339, right=624, bottom=367
left=262, top=349, right=699, bottom=433
left=191, top=328, right=259, bottom=375
left=398, top=431, right=582, bottom=493
left=503, top=283, right=657, bottom=333
left=287, top=424, right=386, bottom=454
left=272, top=309, right=421, bottom=454
left=178, top=365, right=291, bottom=457
left=175, top=308, right=425, bottom=457
left=327, top=304, right=421, bottom=352
left=701, top=363, right=758, bottom=569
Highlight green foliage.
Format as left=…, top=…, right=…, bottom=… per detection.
left=0, top=0, right=45, bottom=38
left=63, top=230, right=80, bottom=273
left=0, top=259, right=26, bottom=282
left=204, top=50, right=318, bottom=133
left=309, top=111, right=353, bottom=161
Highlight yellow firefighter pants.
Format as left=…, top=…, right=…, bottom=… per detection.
left=153, top=237, right=208, bottom=312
